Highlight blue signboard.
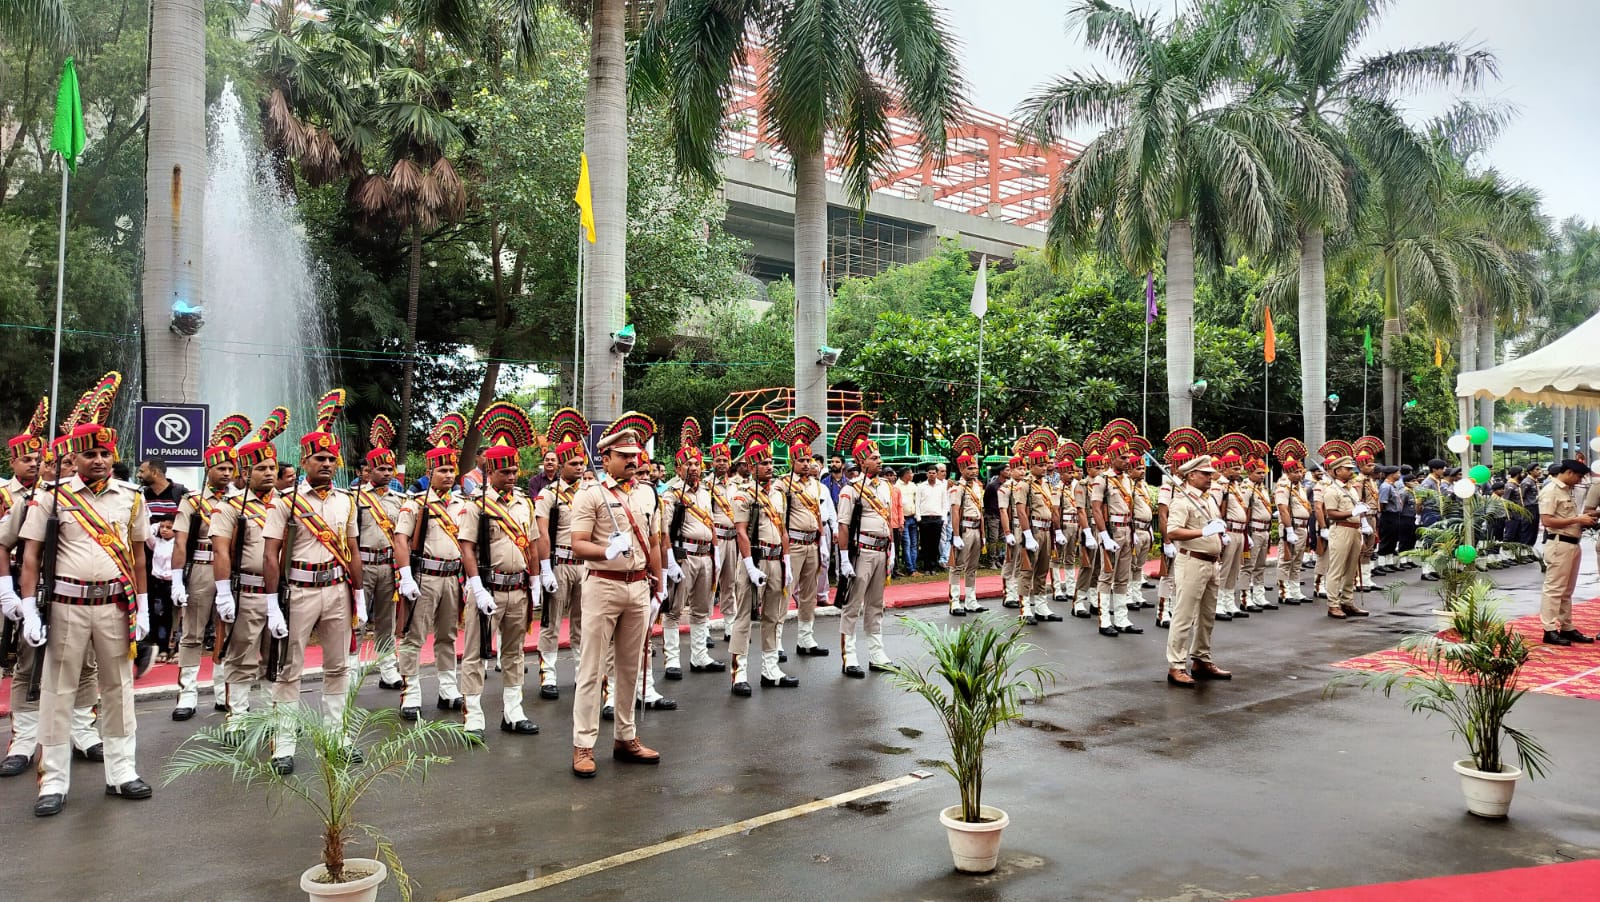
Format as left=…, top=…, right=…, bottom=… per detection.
left=137, top=403, right=210, bottom=465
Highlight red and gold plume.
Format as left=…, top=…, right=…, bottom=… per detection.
left=477, top=401, right=535, bottom=462
left=835, top=412, right=876, bottom=463
left=547, top=408, right=589, bottom=446
left=1318, top=439, right=1353, bottom=462
left=426, top=413, right=468, bottom=463
left=605, top=411, right=657, bottom=446
left=25, top=396, right=48, bottom=437
left=1023, top=426, right=1059, bottom=462
left=1352, top=436, right=1385, bottom=461
left=1210, top=432, right=1254, bottom=464
left=313, top=389, right=345, bottom=434
left=732, top=411, right=779, bottom=462
left=677, top=417, right=704, bottom=466
left=256, top=407, right=290, bottom=443
left=951, top=432, right=982, bottom=466
left=1056, top=439, right=1082, bottom=469
left=1273, top=437, right=1308, bottom=469
left=211, top=414, right=252, bottom=449
left=8, top=396, right=50, bottom=458
left=783, top=416, right=822, bottom=468
left=1163, top=427, right=1207, bottom=467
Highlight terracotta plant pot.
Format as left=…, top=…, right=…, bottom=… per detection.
left=1453, top=759, right=1521, bottom=818
left=300, top=858, right=387, bottom=902
left=939, top=804, right=1009, bottom=873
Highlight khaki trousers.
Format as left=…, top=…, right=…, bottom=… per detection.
left=1076, top=541, right=1100, bottom=597
left=1096, top=525, right=1134, bottom=596
left=840, top=547, right=888, bottom=641
left=1217, top=530, right=1245, bottom=591
left=790, top=542, right=819, bottom=626
left=1245, top=529, right=1270, bottom=590
left=573, top=573, right=649, bottom=748
left=1132, top=526, right=1153, bottom=581
left=177, top=567, right=218, bottom=669
left=398, top=572, right=461, bottom=688
left=40, top=602, right=134, bottom=746
left=714, top=539, right=741, bottom=626
left=1001, top=528, right=1020, bottom=594
left=271, top=583, right=351, bottom=706
left=756, top=558, right=788, bottom=657
left=1023, top=528, right=1053, bottom=596
left=221, top=593, right=270, bottom=682
left=1539, top=539, right=1580, bottom=631
left=538, top=561, right=584, bottom=674
left=461, top=587, right=530, bottom=697
left=1280, top=530, right=1307, bottom=587
left=1324, top=525, right=1363, bottom=610
left=1166, top=553, right=1220, bottom=667
left=363, top=556, right=397, bottom=652
left=949, top=526, right=982, bottom=591
left=8, top=632, right=97, bottom=726
left=663, top=551, right=714, bottom=666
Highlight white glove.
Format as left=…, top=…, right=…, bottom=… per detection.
left=1163, top=543, right=1176, bottom=558
left=0, top=575, right=21, bottom=621
left=21, top=597, right=46, bottom=646
left=1360, top=522, right=1373, bottom=535
left=1084, top=531, right=1099, bottom=549
left=784, top=554, right=795, bottom=588
left=1023, top=530, right=1039, bottom=553
left=353, top=589, right=368, bottom=627
left=540, top=560, right=558, bottom=592
left=1004, top=533, right=1017, bottom=547
left=1098, top=531, right=1119, bottom=553
left=134, top=593, right=151, bottom=642
left=529, top=580, right=543, bottom=611
left=397, top=566, right=421, bottom=601
left=468, top=577, right=496, bottom=615
left=266, top=594, right=289, bottom=640
left=213, top=581, right=237, bottom=622
left=665, top=550, right=684, bottom=584
left=1201, top=519, right=1226, bottom=537
left=1285, top=528, right=1299, bottom=546
left=1221, top=533, right=1232, bottom=546
left=838, top=556, right=855, bottom=579
left=1351, top=504, right=1370, bottom=517
left=605, top=533, right=630, bottom=560
left=743, top=557, right=767, bottom=588
left=170, top=572, right=188, bottom=607
left=654, top=586, right=669, bottom=610
left=1054, top=530, right=1067, bottom=547
left=952, top=535, right=965, bottom=550
left=1320, top=528, right=1331, bottom=539
left=714, top=545, right=723, bottom=573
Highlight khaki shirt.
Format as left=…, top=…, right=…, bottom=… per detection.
left=0, top=476, right=32, bottom=524
left=534, top=477, right=583, bottom=550
left=355, top=484, right=403, bottom=551
left=1244, top=480, right=1273, bottom=525
left=396, top=489, right=467, bottom=561
left=1133, top=481, right=1156, bottom=523
left=1541, top=480, right=1582, bottom=538
left=779, top=475, right=823, bottom=533
left=1015, top=477, right=1057, bottom=528
left=707, top=476, right=741, bottom=529
left=263, top=485, right=359, bottom=565
left=571, top=474, right=662, bottom=574
left=662, top=479, right=716, bottom=544
left=1092, top=472, right=1134, bottom=520
left=21, top=476, right=148, bottom=583
left=175, top=486, right=234, bottom=547
left=952, top=477, right=985, bottom=525
left=838, top=476, right=893, bottom=540
left=1211, top=477, right=1248, bottom=523
left=208, top=490, right=276, bottom=575
left=457, top=487, right=538, bottom=573
left=1323, top=477, right=1359, bottom=521
left=733, top=479, right=788, bottom=547
left=1170, top=485, right=1223, bottom=556
left=0, top=478, right=40, bottom=549
left=997, top=479, right=1015, bottom=527
left=1276, top=480, right=1314, bottom=521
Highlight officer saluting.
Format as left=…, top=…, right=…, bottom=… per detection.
left=17, top=373, right=154, bottom=816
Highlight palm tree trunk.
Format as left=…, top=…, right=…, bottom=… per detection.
left=792, top=147, right=829, bottom=451
left=1553, top=405, right=1566, bottom=459
left=1297, top=226, right=1328, bottom=451
left=581, top=0, right=628, bottom=424
left=396, top=225, right=422, bottom=462
left=1165, top=220, right=1196, bottom=430
left=1458, top=296, right=1478, bottom=467
left=1380, top=254, right=1401, bottom=462
left=1476, top=308, right=1495, bottom=463
left=141, top=0, right=207, bottom=403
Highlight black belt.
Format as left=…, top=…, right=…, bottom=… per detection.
left=1554, top=534, right=1581, bottom=545
left=1179, top=548, right=1218, bottom=563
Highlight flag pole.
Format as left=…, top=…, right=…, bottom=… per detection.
left=1263, top=356, right=1269, bottom=446
left=1361, top=356, right=1368, bottom=437
left=1141, top=318, right=1150, bottom=439
left=975, top=318, right=983, bottom=433
left=49, top=164, right=68, bottom=433
left=572, top=232, right=584, bottom=407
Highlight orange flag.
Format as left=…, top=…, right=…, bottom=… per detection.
left=1263, top=306, right=1276, bottom=363
left=1435, top=338, right=1443, bottom=367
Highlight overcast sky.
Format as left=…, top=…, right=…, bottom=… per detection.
left=941, top=0, right=1600, bottom=223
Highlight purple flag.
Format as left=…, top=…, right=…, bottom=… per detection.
left=1145, top=272, right=1158, bottom=324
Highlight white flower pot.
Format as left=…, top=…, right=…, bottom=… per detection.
left=301, top=858, right=387, bottom=902
left=1453, top=759, right=1521, bottom=818
left=939, top=804, right=1009, bottom=873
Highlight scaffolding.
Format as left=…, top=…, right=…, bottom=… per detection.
left=827, top=211, right=923, bottom=282
left=710, top=387, right=935, bottom=463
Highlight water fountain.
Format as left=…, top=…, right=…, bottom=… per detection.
left=199, top=82, right=336, bottom=450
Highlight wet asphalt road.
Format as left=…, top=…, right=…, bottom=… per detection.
left=2, top=555, right=1598, bottom=901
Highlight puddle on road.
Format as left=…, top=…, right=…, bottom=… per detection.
left=916, top=758, right=944, bottom=768
left=842, top=799, right=893, bottom=816
left=896, top=726, right=924, bottom=738
left=866, top=742, right=911, bottom=755
left=1057, top=739, right=1087, bottom=751
left=1016, top=718, right=1066, bottom=733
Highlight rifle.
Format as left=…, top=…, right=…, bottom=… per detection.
left=401, top=494, right=430, bottom=637
left=0, top=487, right=36, bottom=674
left=475, top=496, right=495, bottom=661
left=28, top=477, right=65, bottom=702
left=539, top=488, right=560, bottom=629
left=664, top=487, right=688, bottom=619
left=214, top=495, right=249, bottom=666
left=267, top=471, right=300, bottom=683
left=746, top=483, right=765, bottom=622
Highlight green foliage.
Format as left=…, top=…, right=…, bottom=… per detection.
left=887, top=615, right=1060, bottom=823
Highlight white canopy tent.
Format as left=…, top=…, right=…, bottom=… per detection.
left=1456, top=310, right=1600, bottom=407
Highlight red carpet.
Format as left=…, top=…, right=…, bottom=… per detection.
left=1331, top=597, right=1600, bottom=701
left=1244, top=858, right=1600, bottom=900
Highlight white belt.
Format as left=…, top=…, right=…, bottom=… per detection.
left=787, top=530, right=819, bottom=545
left=1250, top=520, right=1272, bottom=528
left=360, top=548, right=393, bottom=563
left=1109, top=514, right=1129, bottom=524
left=191, top=550, right=215, bottom=563
left=961, top=518, right=982, bottom=529
left=679, top=539, right=714, bottom=555
left=237, top=572, right=266, bottom=589
left=857, top=533, right=891, bottom=551
left=52, top=579, right=125, bottom=600
left=487, top=571, right=527, bottom=590
left=1030, top=519, right=1053, bottom=530
left=288, top=566, right=346, bottom=586
left=714, top=527, right=737, bottom=540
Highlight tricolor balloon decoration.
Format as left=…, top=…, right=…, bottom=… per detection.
left=1455, top=544, right=1478, bottom=564
left=1446, top=434, right=1469, bottom=454
left=1467, top=426, right=1489, bottom=445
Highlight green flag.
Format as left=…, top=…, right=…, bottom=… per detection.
left=51, top=58, right=86, bottom=173
left=1363, top=325, right=1373, bottom=366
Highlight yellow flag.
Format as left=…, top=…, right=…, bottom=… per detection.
left=574, top=153, right=596, bottom=244
left=1434, top=338, right=1443, bottom=367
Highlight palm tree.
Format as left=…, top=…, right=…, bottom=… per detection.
left=1243, top=0, right=1494, bottom=452
left=0, top=0, right=80, bottom=205
left=638, top=0, right=964, bottom=449
left=582, top=0, right=631, bottom=423
left=1018, top=0, right=1341, bottom=430
left=0, top=0, right=77, bottom=48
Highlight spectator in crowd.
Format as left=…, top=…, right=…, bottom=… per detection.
left=822, top=455, right=847, bottom=506
left=527, top=450, right=558, bottom=498
left=1375, top=466, right=1404, bottom=573
left=916, top=464, right=947, bottom=574
left=146, top=516, right=178, bottom=663
left=895, top=467, right=918, bottom=576
left=113, top=461, right=132, bottom=481
left=276, top=462, right=299, bottom=492
left=137, top=457, right=187, bottom=522
left=1398, top=468, right=1420, bottom=563
left=983, top=464, right=1004, bottom=568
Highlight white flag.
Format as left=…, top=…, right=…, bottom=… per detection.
left=970, top=255, right=988, bottom=319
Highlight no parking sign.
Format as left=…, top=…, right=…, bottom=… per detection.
left=137, top=403, right=210, bottom=465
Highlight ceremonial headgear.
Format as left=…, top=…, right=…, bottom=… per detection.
left=60, top=372, right=123, bottom=456
left=1273, top=438, right=1308, bottom=471
left=1163, top=428, right=1207, bottom=468
left=732, top=412, right=779, bottom=464
left=236, top=407, right=289, bottom=469
left=1100, top=418, right=1137, bottom=462
left=1083, top=430, right=1106, bottom=465
left=365, top=415, right=396, bottom=467
left=425, top=413, right=468, bottom=465
left=299, top=389, right=346, bottom=459
left=836, top=413, right=877, bottom=465
left=782, top=416, right=821, bottom=470
left=547, top=408, right=589, bottom=466
left=1210, top=432, right=1253, bottom=467
left=598, top=411, right=656, bottom=455
left=1023, top=427, right=1058, bottom=463
left=476, top=401, right=535, bottom=465
left=676, top=417, right=704, bottom=467
left=1126, top=435, right=1151, bottom=465
left=1056, top=439, right=1082, bottom=471
left=952, top=432, right=982, bottom=468
left=7, top=396, right=48, bottom=459
left=204, top=414, right=252, bottom=468
left=1352, top=436, right=1385, bottom=463
left=1318, top=439, right=1353, bottom=464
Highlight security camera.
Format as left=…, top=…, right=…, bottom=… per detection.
left=610, top=323, right=636, bottom=356
left=170, top=300, right=204, bottom=337
left=1326, top=393, right=1340, bottom=412
left=1188, top=378, right=1208, bottom=399
left=817, top=346, right=842, bottom=367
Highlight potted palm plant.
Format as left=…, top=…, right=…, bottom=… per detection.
left=888, top=615, right=1059, bottom=873
left=1343, top=579, right=1551, bottom=818
left=164, top=669, right=477, bottom=901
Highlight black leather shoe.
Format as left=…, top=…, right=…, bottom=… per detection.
left=1261, top=601, right=1280, bottom=610
left=1041, top=612, right=1064, bottom=622
left=466, top=729, right=486, bottom=741
left=1244, top=604, right=1263, bottom=613
left=214, top=699, right=229, bottom=712
left=1232, top=609, right=1250, bottom=618
left=1072, top=608, right=1091, bottom=619
left=1002, top=599, right=1020, bottom=609
left=868, top=661, right=895, bottom=673
left=602, top=705, right=615, bottom=721
left=1215, top=611, right=1233, bottom=621
left=731, top=682, right=752, bottom=697
left=778, top=650, right=788, bottom=663
left=134, top=644, right=155, bottom=680
left=437, top=696, right=464, bottom=711
left=642, top=697, right=678, bottom=710
left=540, top=684, right=559, bottom=700
left=1022, top=615, right=1038, bottom=626
left=501, top=719, right=540, bottom=734
left=400, top=707, right=420, bottom=721
left=950, top=607, right=967, bottom=617
left=664, top=667, right=683, bottom=681
left=1118, top=625, right=1144, bottom=635
left=33, top=794, right=64, bottom=817
left=1098, top=626, right=1120, bottom=637
left=0, top=753, right=34, bottom=777
left=76, top=743, right=104, bottom=762
left=690, top=660, right=728, bottom=673
left=1544, top=630, right=1573, bottom=646
left=843, top=665, right=866, bottom=679
left=171, top=707, right=195, bottom=722
left=761, top=675, right=801, bottom=688
left=271, top=757, right=294, bottom=775
left=797, top=645, right=830, bottom=656
left=1559, top=629, right=1596, bottom=644
left=378, top=677, right=404, bottom=691
left=106, top=778, right=153, bottom=800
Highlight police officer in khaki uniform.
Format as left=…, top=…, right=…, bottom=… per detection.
left=393, top=415, right=470, bottom=718
left=534, top=409, right=590, bottom=698
left=1207, top=439, right=1251, bottom=620
left=661, top=421, right=724, bottom=677
left=262, top=394, right=366, bottom=775
left=1538, top=460, right=1596, bottom=646
left=1155, top=428, right=1207, bottom=629
left=569, top=415, right=664, bottom=778
left=209, top=433, right=282, bottom=733
left=707, top=440, right=743, bottom=643
left=779, top=417, right=829, bottom=656
left=1127, top=441, right=1157, bottom=609
left=947, top=433, right=989, bottom=616
left=18, top=373, right=154, bottom=816
left=355, top=416, right=404, bottom=690
left=1241, top=457, right=1277, bottom=612
left=1317, top=452, right=1371, bottom=619
left=1272, top=439, right=1313, bottom=604
left=1075, top=446, right=1106, bottom=616
left=1164, top=455, right=1231, bottom=687
left=1013, top=430, right=1065, bottom=626
left=1053, top=445, right=1085, bottom=612
left=1090, top=436, right=1137, bottom=635
left=997, top=455, right=1023, bottom=607
left=457, top=402, right=542, bottom=739
left=730, top=421, right=794, bottom=695
left=834, top=414, right=895, bottom=677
